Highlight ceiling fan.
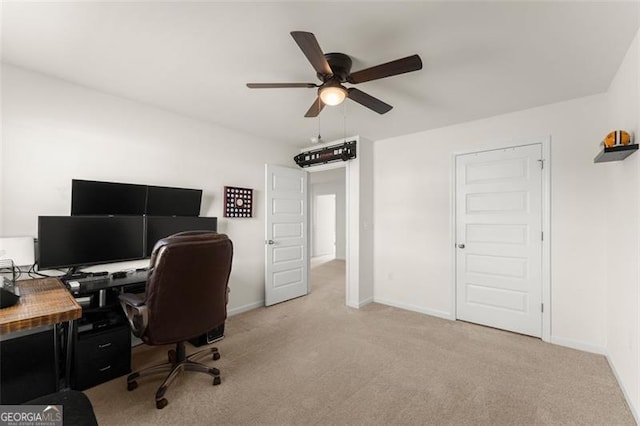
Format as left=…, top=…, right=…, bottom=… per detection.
left=246, top=31, right=423, bottom=117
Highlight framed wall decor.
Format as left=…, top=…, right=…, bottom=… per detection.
left=224, top=186, right=253, bottom=218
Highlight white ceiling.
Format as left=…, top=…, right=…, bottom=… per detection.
left=2, top=1, right=639, bottom=147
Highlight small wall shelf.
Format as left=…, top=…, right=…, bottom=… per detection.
left=594, top=144, right=638, bottom=163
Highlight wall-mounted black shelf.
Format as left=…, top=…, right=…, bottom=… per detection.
left=294, top=140, right=357, bottom=168
left=594, top=144, right=638, bottom=163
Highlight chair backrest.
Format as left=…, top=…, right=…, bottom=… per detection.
left=143, top=231, right=233, bottom=345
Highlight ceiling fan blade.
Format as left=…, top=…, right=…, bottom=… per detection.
left=347, top=88, right=392, bottom=114
left=246, top=83, right=317, bottom=89
left=348, top=54, right=423, bottom=84
left=290, top=31, right=333, bottom=76
left=304, top=97, right=325, bottom=117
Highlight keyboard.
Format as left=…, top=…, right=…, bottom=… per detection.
left=64, top=275, right=110, bottom=293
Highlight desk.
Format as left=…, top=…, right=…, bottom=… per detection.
left=0, top=278, right=81, bottom=334
left=0, top=278, right=82, bottom=390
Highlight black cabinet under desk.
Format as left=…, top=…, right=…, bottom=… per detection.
left=71, top=311, right=131, bottom=391
left=67, top=276, right=141, bottom=391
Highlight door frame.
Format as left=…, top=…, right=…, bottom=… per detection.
left=302, top=135, right=373, bottom=309
left=306, top=162, right=351, bottom=305
left=450, top=137, right=551, bottom=342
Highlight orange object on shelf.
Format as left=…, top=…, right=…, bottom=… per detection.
left=604, top=130, right=632, bottom=147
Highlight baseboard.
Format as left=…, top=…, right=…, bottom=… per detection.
left=549, top=336, right=606, bottom=355
left=358, top=297, right=373, bottom=308
left=373, top=297, right=452, bottom=320
left=228, top=300, right=264, bottom=317
left=606, top=351, right=639, bottom=424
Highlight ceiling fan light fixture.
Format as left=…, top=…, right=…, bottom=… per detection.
left=319, top=85, right=347, bottom=106
left=247, top=31, right=423, bottom=117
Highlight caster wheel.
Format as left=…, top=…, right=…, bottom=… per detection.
left=168, top=350, right=176, bottom=364
left=213, top=376, right=221, bottom=386
left=127, top=381, right=138, bottom=391
left=212, top=352, right=221, bottom=361
left=156, top=398, right=168, bottom=409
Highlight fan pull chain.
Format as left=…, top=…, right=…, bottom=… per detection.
left=343, top=100, right=348, bottom=142
left=317, top=97, right=322, bottom=143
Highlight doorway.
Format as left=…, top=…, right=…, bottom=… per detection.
left=309, top=168, right=346, bottom=300
left=265, top=135, right=373, bottom=309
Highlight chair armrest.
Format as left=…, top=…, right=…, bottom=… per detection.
left=119, top=292, right=145, bottom=307
left=119, top=293, right=148, bottom=337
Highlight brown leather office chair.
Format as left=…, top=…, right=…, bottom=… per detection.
left=119, top=231, right=233, bottom=409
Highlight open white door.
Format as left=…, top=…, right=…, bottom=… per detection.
left=265, top=164, right=309, bottom=306
left=456, top=144, right=543, bottom=337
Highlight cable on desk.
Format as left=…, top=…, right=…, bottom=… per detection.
left=28, top=262, right=54, bottom=279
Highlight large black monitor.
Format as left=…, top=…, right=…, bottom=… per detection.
left=38, top=216, right=145, bottom=270
left=71, top=180, right=147, bottom=216
left=146, top=186, right=202, bottom=216
left=145, top=216, right=217, bottom=256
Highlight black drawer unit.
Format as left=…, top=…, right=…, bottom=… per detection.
left=71, top=325, right=131, bottom=390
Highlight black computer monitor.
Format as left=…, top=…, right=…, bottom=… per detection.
left=37, top=216, right=145, bottom=270
left=145, top=216, right=217, bottom=256
left=71, top=180, right=147, bottom=216
left=146, top=186, right=202, bottom=216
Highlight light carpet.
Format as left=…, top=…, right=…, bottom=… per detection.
left=86, top=258, right=634, bottom=425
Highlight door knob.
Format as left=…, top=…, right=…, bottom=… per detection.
left=266, top=240, right=275, bottom=245
left=457, top=243, right=465, bottom=249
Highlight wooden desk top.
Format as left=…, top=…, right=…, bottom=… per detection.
left=0, top=278, right=81, bottom=335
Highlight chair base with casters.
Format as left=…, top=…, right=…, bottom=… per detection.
left=126, top=341, right=222, bottom=409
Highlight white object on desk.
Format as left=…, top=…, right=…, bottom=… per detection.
left=68, top=281, right=80, bottom=289
left=0, top=237, right=35, bottom=267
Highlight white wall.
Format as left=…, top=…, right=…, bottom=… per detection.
left=1, top=64, right=297, bottom=314
left=310, top=168, right=346, bottom=260
left=604, top=28, right=640, bottom=421
left=374, top=94, right=609, bottom=350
